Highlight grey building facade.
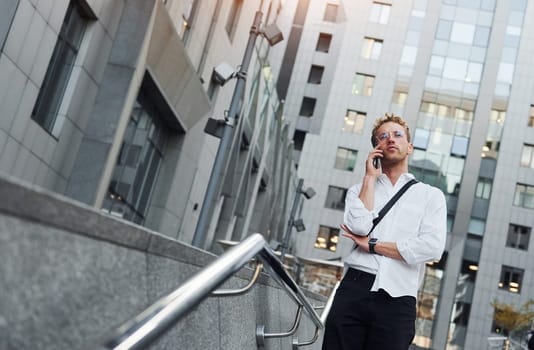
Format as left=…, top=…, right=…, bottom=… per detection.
left=0, top=0, right=298, bottom=253
left=276, top=0, right=534, bottom=349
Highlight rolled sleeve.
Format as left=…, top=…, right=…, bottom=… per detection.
left=343, top=185, right=376, bottom=235
left=397, top=189, right=447, bottom=265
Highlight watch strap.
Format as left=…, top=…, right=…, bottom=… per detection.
left=369, top=238, right=379, bottom=255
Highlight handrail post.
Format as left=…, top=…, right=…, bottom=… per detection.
left=211, top=262, right=263, bottom=296
left=256, top=305, right=303, bottom=347
left=291, top=280, right=339, bottom=348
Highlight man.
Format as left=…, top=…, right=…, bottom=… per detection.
left=322, top=113, right=447, bottom=350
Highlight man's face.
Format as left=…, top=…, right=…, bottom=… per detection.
left=374, top=121, right=413, bottom=163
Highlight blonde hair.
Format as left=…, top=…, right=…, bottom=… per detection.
left=372, top=113, right=411, bottom=142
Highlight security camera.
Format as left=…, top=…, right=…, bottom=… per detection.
left=302, top=187, right=316, bottom=199
left=262, top=23, right=283, bottom=46
left=212, top=62, right=236, bottom=86
left=293, top=219, right=306, bottom=232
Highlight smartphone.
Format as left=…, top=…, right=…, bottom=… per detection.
left=371, top=136, right=381, bottom=169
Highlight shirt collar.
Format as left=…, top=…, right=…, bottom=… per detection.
left=377, top=172, right=416, bottom=187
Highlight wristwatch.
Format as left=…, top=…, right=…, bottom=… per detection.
left=368, top=238, right=379, bottom=255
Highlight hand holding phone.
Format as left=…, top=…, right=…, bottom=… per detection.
left=371, top=136, right=382, bottom=170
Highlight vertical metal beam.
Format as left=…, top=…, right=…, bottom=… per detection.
left=192, top=11, right=264, bottom=248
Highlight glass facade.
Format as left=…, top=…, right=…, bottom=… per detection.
left=102, top=97, right=168, bottom=224
left=285, top=0, right=534, bottom=348
left=32, top=1, right=88, bottom=136
left=396, top=0, right=506, bottom=348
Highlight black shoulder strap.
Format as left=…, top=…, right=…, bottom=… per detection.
left=367, top=179, right=418, bottom=236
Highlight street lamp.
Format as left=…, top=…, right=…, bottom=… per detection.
left=280, top=179, right=315, bottom=261
left=192, top=10, right=284, bottom=249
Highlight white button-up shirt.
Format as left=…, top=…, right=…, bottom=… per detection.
left=343, top=173, right=447, bottom=298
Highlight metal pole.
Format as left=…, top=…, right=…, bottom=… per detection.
left=280, top=178, right=303, bottom=261
left=192, top=11, right=263, bottom=248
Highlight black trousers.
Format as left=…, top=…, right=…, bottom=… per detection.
left=322, top=268, right=416, bottom=350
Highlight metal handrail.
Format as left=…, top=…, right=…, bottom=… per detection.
left=291, top=280, right=339, bottom=348
left=256, top=305, right=303, bottom=347
left=211, top=261, right=263, bottom=296
left=97, top=233, right=324, bottom=350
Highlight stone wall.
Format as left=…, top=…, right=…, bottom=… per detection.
left=0, top=175, right=325, bottom=349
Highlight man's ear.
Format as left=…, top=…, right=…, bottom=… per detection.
left=407, top=143, right=414, bottom=155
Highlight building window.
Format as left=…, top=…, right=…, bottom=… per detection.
left=393, top=90, right=408, bottom=105
left=456, top=107, right=474, bottom=121
left=498, top=265, right=524, bottom=293
left=451, top=22, right=475, bottom=45
left=299, top=97, right=316, bottom=117
left=342, top=110, right=366, bottom=134
left=315, top=225, right=340, bottom=251
left=490, top=109, right=506, bottom=124
left=413, top=128, right=430, bottom=150
left=529, top=105, right=534, bottom=127
left=452, top=301, right=471, bottom=327
left=482, top=140, right=500, bottom=159
left=370, top=2, right=391, bottom=24
left=451, top=135, right=468, bottom=157
left=293, top=130, right=306, bottom=151
left=468, top=218, right=485, bottom=236
left=491, top=312, right=509, bottom=336
left=361, top=37, right=383, bottom=59
left=514, top=183, right=534, bottom=209
left=31, top=1, right=89, bottom=136
left=352, top=73, right=374, bottom=96
left=335, top=147, right=357, bottom=171
left=520, top=144, right=534, bottom=168
left=324, top=3, right=338, bottom=22
left=325, top=186, right=347, bottom=210
left=475, top=178, right=492, bottom=199
left=308, top=65, right=325, bottom=84
left=102, top=97, right=168, bottom=225
left=506, top=224, right=531, bottom=250
left=225, top=0, right=243, bottom=40
left=316, top=33, right=332, bottom=53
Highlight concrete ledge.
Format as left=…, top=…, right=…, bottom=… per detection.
left=0, top=175, right=298, bottom=286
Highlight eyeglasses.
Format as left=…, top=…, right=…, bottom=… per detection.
left=375, top=130, right=405, bottom=142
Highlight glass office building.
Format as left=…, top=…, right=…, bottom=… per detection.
left=275, top=0, right=534, bottom=349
